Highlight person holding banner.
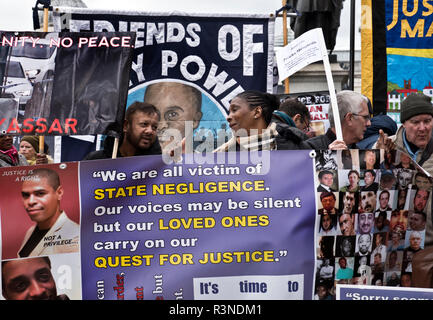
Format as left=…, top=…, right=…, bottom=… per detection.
left=303, top=91, right=371, bottom=150
left=19, top=136, right=53, bottom=165
left=0, top=135, right=28, bottom=167
left=213, top=90, right=307, bottom=152
left=18, top=168, right=79, bottom=257
left=84, top=102, right=162, bottom=160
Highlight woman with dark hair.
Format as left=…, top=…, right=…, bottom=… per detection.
left=214, top=90, right=308, bottom=152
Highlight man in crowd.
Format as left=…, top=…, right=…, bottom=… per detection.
left=84, top=102, right=161, bottom=159
left=361, top=170, right=379, bottom=192
left=413, top=189, right=429, bottom=213
left=273, top=97, right=314, bottom=137
left=340, top=191, right=357, bottom=214
left=302, top=90, right=371, bottom=150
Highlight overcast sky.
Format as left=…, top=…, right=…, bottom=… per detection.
left=0, top=0, right=360, bottom=50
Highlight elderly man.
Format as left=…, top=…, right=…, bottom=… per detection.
left=302, top=90, right=371, bottom=150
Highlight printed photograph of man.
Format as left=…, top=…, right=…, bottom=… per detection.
left=2, top=256, right=69, bottom=300
left=335, top=257, right=354, bottom=280
left=410, top=189, right=429, bottom=214
left=357, top=212, right=375, bottom=235
left=360, top=169, right=379, bottom=192
left=335, top=235, right=355, bottom=257
left=318, top=192, right=338, bottom=215
left=375, top=190, right=393, bottom=214
left=143, top=81, right=203, bottom=153
left=359, top=191, right=376, bottom=214
left=389, top=209, right=408, bottom=234
left=360, top=150, right=380, bottom=170
left=339, top=191, right=358, bottom=215
left=18, top=168, right=79, bottom=257
left=338, top=212, right=356, bottom=236
left=317, top=170, right=337, bottom=192
left=355, top=233, right=372, bottom=257
left=407, top=210, right=426, bottom=231
left=413, top=172, right=433, bottom=191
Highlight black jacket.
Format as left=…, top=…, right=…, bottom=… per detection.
left=302, top=128, right=358, bottom=150
left=274, top=123, right=309, bottom=150
left=84, top=136, right=162, bottom=160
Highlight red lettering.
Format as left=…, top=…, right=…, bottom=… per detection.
left=7, top=118, right=20, bottom=133
left=47, top=118, right=63, bottom=134
left=64, top=118, right=77, bottom=134
left=22, top=118, right=35, bottom=133
left=0, top=118, right=5, bottom=128
left=35, top=118, right=47, bottom=133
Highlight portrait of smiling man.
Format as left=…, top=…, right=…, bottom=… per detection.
left=17, top=168, right=79, bottom=258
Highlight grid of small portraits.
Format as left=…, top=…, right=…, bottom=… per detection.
left=313, top=149, right=432, bottom=300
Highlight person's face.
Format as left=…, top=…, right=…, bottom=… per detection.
left=415, top=175, right=432, bottom=191
left=339, top=213, right=354, bottom=235
left=400, top=153, right=412, bottom=167
left=317, top=286, right=327, bottom=299
left=341, top=239, right=352, bottom=256
left=358, top=234, right=371, bottom=254
left=379, top=192, right=390, bottom=209
left=343, top=192, right=355, bottom=213
left=375, top=234, right=383, bottom=246
left=2, top=258, right=57, bottom=300
left=320, top=173, right=334, bottom=187
left=19, top=141, right=37, bottom=160
left=408, top=211, right=426, bottom=231
left=348, top=172, right=359, bottom=187
left=360, top=256, right=367, bottom=265
left=144, top=83, right=202, bottom=149
left=349, top=101, right=371, bottom=142
left=339, top=258, right=347, bottom=269
left=398, top=190, right=407, bottom=207
left=361, top=191, right=376, bottom=213
left=398, top=171, right=413, bottom=189
left=21, top=177, right=63, bottom=229
left=414, top=190, right=429, bottom=212
left=401, top=274, right=411, bottom=287
left=410, top=233, right=422, bottom=251
left=365, top=151, right=376, bottom=168
left=390, top=210, right=408, bottom=233
left=364, top=171, right=375, bottom=186
left=0, top=135, right=13, bottom=151
left=373, top=254, right=381, bottom=265
left=391, top=232, right=401, bottom=245
left=321, top=195, right=336, bottom=211
left=227, top=96, right=262, bottom=135
left=321, top=214, right=332, bottom=231
left=359, top=212, right=374, bottom=234
left=389, top=252, right=397, bottom=267
left=124, top=111, right=159, bottom=151
left=403, top=114, right=433, bottom=149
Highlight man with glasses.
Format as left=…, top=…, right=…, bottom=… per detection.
left=301, top=90, right=371, bottom=150
left=272, top=98, right=312, bottom=138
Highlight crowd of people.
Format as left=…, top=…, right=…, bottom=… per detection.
left=1, top=86, right=433, bottom=299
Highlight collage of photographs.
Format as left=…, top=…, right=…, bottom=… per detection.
left=314, top=149, right=432, bottom=300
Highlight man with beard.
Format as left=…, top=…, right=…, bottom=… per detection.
left=84, top=102, right=161, bottom=159
left=2, top=257, right=69, bottom=300
left=360, top=191, right=376, bottom=213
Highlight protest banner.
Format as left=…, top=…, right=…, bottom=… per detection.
left=52, top=8, right=275, bottom=151
left=276, top=28, right=342, bottom=141
left=0, top=31, right=135, bottom=135
left=313, top=148, right=433, bottom=299
left=362, top=0, right=433, bottom=121
left=279, top=91, right=331, bottom=136
left=0, top=150, right=317, bottom=300
left=337, top=284, right=433, bottom=300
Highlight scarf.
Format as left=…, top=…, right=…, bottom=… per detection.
left=0, top=146, right=19, bottom=165
left=214, top=123, right=279, bottom=152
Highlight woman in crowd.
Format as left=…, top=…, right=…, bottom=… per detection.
left=19, top=136, right=53, bottom=165
left=213, top=90, right=308, bottom=152
left=0, top=135, right=28, bottom=167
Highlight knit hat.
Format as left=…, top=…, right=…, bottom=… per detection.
left=400, top=93, right=433, bottom=123
left=21, top=136, right=49, bottom=153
